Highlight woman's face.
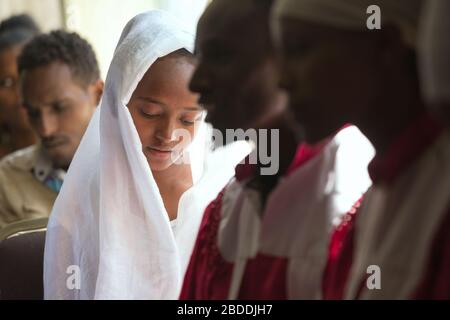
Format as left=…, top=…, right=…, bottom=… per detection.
left=128, top=53, right=204, bottom=171
left=0, top=44, right=31, bottom=129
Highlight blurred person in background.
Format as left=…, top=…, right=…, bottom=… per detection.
left=180, top=0, right=372, bottom=300
left=419, top=0, right=450, bottom=129
left=0, top=30, right=103, bottom=228
left=273, top=0, right=450, bottom=299
left=0, top=14, right=40, bottom=157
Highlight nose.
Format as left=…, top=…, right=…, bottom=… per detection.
left=155, top=117, right=178, bottom=144
left=36, top=111, right=59, bottom=138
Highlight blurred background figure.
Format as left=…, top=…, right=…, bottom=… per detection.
left=180, top=0, right=300, bottom=300
left=1, top=0, right=208, bottom=80
left=180, top=0, right=372, bottom=300
left=273, top=0, right=450, bottom=299
left=0, top=14, right=40, bottom=157
left=0, top=30, right=103, bottom=229
left=419, top=0, right=450, bottom=128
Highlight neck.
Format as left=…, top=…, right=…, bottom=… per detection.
left=256, top=110, right=300, bottom=177
left=249, top=110, right=300, bottom=207
left=152, top=162, right=193, bottom=221
left=152, top=162, right=193, bottom=189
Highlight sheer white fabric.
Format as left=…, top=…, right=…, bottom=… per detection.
left=44, top=10, right=250, bottom=300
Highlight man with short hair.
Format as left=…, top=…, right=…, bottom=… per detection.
left=0, top=30, right=103, bottom=228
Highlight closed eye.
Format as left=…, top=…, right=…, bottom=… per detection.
left=180, top=114, right=203, bottom=126
left=181, top=119, right=195, bottom=126
left=53, top=103, right=69, bottom=113
left=139, top=108, right=162, bottom=118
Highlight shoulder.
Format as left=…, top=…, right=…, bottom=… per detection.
left=0, top=145, right=42, bottom=195
left=197, top=187, right=226, bottom=243
left=0, top=145, right=40, bottom=173
left=180, top=186, right=233, bottom=299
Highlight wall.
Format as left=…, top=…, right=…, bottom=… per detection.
left=63, top=0, right=208, bottom=79
left=0, top=0, right=64, bottom=31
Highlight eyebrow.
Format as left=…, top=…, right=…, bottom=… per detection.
left=135, top=97, right=204, bottom=112
left=23, top=98, right=69, bottom=110
left=184, top=106, right=204, bottom=112
left=135, top=97, right=166, bottom=107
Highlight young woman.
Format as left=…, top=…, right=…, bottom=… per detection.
left=43, top=10, right=249, bottom=299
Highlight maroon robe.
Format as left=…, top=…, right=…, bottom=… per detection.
left=180, top=143, right=324, bottom=299
left=323, top=114, right=450, bottom=299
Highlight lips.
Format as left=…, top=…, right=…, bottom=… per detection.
left=145, top=146, right=174, bottom=160
left=149, top=146, right=173, bottom=152
left=42, top=139, right=67, bottom=149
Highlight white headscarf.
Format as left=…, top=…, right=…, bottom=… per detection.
left=272, top=0, right=423, bottom=48
left=44, top=10, right=250, bottom=300
left=419, top=0, right=450, bottom=105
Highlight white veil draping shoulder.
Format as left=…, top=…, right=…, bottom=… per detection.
left=43, top=10, right=251, bottom=300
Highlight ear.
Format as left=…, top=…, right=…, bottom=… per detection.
left=88, top=79, right=104, bottom=107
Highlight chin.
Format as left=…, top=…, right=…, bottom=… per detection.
left=149, top=155, right=186, bottom=172
left=147, top=159, right=170, bottom=172
left=51, top=156, right=71, bottom=171
left=45, top=145, right=74, bottom=169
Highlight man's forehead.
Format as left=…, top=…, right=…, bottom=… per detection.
left=22, top=62, right=84, bottom=90
left=22, top=64, right=85, bottom=105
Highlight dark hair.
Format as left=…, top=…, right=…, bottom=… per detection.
left=0, top=14, right=40, bottom=51
left=0, top=14, right=40, bottom=34
left=18, top=30, right=100, bottom=87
